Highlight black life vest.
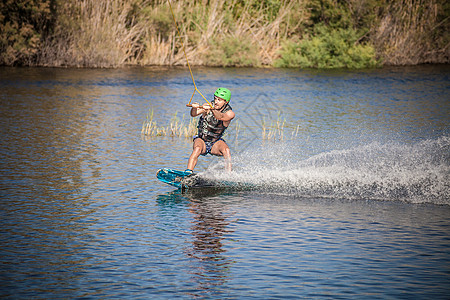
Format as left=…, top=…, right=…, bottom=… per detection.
left=197, top=102, right=232, bottom=143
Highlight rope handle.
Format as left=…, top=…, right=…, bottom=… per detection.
left=185, top=103, right=212, bottom=108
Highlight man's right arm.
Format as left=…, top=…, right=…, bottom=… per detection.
left=190, top=103, right=210, bottom=117
left=190, top=103, right=201, bottom=117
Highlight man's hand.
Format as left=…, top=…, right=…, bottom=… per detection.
left=191, top=102, right=200, bottom=108
left=202, top=103, right=212, bottom=110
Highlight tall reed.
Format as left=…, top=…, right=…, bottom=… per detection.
left=141, top=109, right=197, bottom=138
left=371, top=0, right=449, bottom=65
left=262, top=113, right=286, bottom=141
left=39, top=0, right=147, bottom=67
left=36, top=0, right=311, bottom=67
left=4, top=0, right=446, bottom=67
left=142, top=109, right=304, bottom=143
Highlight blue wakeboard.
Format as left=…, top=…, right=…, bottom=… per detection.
left=156, top=168, right=218, bottom=190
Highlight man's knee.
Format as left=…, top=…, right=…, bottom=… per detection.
left=219, top=143, right=231, bottom=159
left=222, top=146, right=231, bottom=158
left=192, top=146, right=203, bottom=156
left=192, top=140, right=205, bottom=156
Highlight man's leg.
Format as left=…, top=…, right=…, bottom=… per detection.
left=211, top=140, right=232, bottom=171
left=187, top=138, right=206, bottom=171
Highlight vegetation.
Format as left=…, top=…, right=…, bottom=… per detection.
left=0, top=0, right=56, bottom=66
left=141, top=109, right=197, bottom=138
left=1, top=0, right=449, bottom=67
left=262, top=113, right=286, bottom=140
left=274, top=25, right=379, bottom=68
left=142, top=108, right=299, bottom=141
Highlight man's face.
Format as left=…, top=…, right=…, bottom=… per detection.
left=214, top=96, right=227, bottom=109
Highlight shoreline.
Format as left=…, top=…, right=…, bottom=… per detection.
left=1, top=63, right=449, bottom=70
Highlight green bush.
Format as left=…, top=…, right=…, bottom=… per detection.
left=275, top=25, right=380, bottom=69
left=306, top=0, right=352, bottom=29
left=205, top=35, right=259, bottom=67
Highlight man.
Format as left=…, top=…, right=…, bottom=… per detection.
left=185, top=87, right=235, bottom=174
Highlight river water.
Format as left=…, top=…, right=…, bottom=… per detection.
left=0, top=66, right=449, bottom=299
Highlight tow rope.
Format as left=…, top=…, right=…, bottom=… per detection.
left=168, top=1, right=212, bottom=108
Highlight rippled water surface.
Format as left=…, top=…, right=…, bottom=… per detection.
left=1, top=66, right=449, bottom=299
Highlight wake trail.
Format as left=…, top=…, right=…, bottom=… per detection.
left=202, top=136, right=450, bottom=205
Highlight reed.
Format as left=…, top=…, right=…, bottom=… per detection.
left=371, top=0, right=449, bottom=65
left=3, top=0, right=447, bottom=67
left=34, top=0, right=311, bottom=67
left=142, top=108, right=301, bottom=143
left=292, top=124, right=300, bottom=139
left=141, top=109, right=197, bottom=138
left=38, top=0, right=147, bottom=67
left=262, top=113, right=286, bottom=141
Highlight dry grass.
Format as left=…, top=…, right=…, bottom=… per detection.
left=141, top=109, right=197, bottom=138
left=39, top=0, right=147, bottom=67
left=33, top=0, right=448, bottom=67
left=38, top=0, right=309, bottom=67
left=231, top=0, right=301, bottom=65
left=372, top=0, right=449, bottom=65
left=142, top=109, right=301, bottom=142
left=262, top=113, right=286, bottom=141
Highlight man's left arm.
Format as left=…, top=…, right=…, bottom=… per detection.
left=211, top=109, right=235, bottom=122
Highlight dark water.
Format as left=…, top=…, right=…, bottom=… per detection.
left=0, top=66, right=449, bottom=299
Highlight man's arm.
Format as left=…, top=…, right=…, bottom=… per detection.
left=190, top=103, right=206, bottom=117
left=211, top=109, right=235, bottom=122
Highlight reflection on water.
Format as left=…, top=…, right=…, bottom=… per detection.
left=0, top=66, right=449, bottom=298
left=157, top=191, right=235, bottom=297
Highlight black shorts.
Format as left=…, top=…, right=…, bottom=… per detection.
left=193, top=135, right=226, bottom=156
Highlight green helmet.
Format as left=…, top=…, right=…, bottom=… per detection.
left=214, top=87, right=231, bottom=102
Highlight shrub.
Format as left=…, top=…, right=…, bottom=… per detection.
left=0, top=0, right=55, bottom=66
left=275, top=25, right=380, bottom=69
left=205, top=35, right=259, bottom=67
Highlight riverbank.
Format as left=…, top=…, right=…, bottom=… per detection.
left=1, top=0, right=449, bottom=68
